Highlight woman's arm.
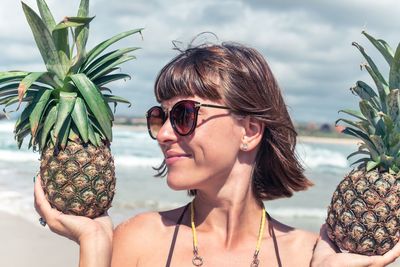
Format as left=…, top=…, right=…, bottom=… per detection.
left=311, top=224, right=400, bottom=267
left=34, top=175, right=113, bottom=267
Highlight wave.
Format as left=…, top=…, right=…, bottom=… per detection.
left=0, top=149, right=39, bottom=162
left=114, top=155, right=162, bottom=167
left=0, top=149, right=162, bottom=167
left=297, top=144, right=349, bottom=169
left=0, top=189, right=37, bottom=224
left=0, top=121, right=15, bottom=133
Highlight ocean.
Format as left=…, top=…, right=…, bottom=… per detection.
left=0, top=120, right=357, bottom=232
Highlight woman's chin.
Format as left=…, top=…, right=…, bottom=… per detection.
left=166, top=177, right=194, bottom=191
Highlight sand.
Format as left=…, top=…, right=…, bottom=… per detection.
left=0, top=212, right=78, bottom=267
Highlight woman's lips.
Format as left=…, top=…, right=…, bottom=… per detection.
left=165, top=153, right=191, bottom=165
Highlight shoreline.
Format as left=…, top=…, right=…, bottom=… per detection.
left=298, top=135, right=358, bottom=145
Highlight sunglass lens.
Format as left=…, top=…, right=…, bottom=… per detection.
left=172, top=101, right=196, bottom=135
left=148, top=107, right=164, bottom=139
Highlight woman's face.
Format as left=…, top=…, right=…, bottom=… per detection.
left=156, top=95, right=244, bottom=192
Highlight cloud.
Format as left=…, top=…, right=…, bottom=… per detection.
left=0, top=0, right=397, bottom=123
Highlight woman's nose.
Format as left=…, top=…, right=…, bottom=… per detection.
left=156, top=117, right=177, bottom=144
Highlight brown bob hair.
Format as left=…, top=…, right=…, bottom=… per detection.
left=153, top=42, right=313, bottom=201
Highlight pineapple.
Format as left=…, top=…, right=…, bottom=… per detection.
left=326, top=31, right=400, bottom=255
left=0, top=0, right=142, bottom=218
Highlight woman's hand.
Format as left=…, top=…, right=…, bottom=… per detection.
left=311, top=224, right=400, bottom=267
left=34, top=174, right=113, bottom=267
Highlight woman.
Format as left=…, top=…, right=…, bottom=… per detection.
left=34, top=42, right=400, bottom=267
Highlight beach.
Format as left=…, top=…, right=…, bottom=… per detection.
left=0, top=212, right=78, bottom=267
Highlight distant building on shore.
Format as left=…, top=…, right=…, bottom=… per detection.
left=114, top=115, right=146, bottom=126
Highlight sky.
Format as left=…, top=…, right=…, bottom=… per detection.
left=1, top=0, right=400, bottom=123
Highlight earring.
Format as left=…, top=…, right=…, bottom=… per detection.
left=241, top=143, right=248, bottom=151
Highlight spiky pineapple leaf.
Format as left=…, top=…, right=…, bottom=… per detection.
left=53, top=91, right=77, bottom=146
left=352, top=81, right=380, bottom=110
left=0, top=72, right=29, bottom=85
left=2, top=92, right=35, bottom=113
left=389, top=135, right=400, bottom=157
left=39, top=105, right=57, bottom=150
left=381, top=154, right=394, bottom=167
left=0, top=89, right=18, bottom=98
left=71, top=97, right=89, bottom=143
left=53, top=16, right=94, bottom=30
left=1, top=83, right=48, bottom=93
left=21, top=2, right=65, bottom=79
left=16, top=123, right=31, bottom=149
left=362, top=31, right=394, bottom=66
left=89, top=117, right=105, bottom=145
left=350, top=157, right=370, bottom=167
left=99, top=87, right=112, bottom=94
left=59, top=115, right=71, bottom=149
left=69, top=73, right=112, bottom=141
left=339, top=109, right=366, bottom=121
left=359, top=100, right=380, bottom=127
left=342, top=127, right=380, bottom=161
left=104, top=94, right=131, bottom=107
left=87, top=123, right=98, bottom=146
left=38, top=72, right=60, bottom=88
left=36, top=0, right=56, bottom=31
left=17, top=72, right=45, bottom=104
left=346, top=150, right=370, bottom=160
left=93, top=73, right=131, bottom=87
left=353, top=42, right=388, bottom=89
left=366, top=160, right=380, bottom=171
left=364, top=64, right=390, bottom=113
left=73, top=0, right=90, bottom=71
left=83, top=28, right=143, bottom=68
left=389, top=43, right=400, bottom=90
left=388, top=89, right=400, bottom=121
left=90, top=55, right=135, bottom=80
left=68, top=125, right=81, bottom=143
left=336, top=118, right=370, bottom=135
left=15, top=115, right=30, bottom=138
left=52, top=27, right=70, bottom=73
left=29, top=89, right=52, bottom=138
left=380, top=112, right=394, bottom=135
left=84, top=47, right=139, bottom=74
left=390, top=166, right=400, bottom=174
left=369, top=135, right=385, bottom=154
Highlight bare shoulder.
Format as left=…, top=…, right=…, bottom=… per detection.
left=269, top=217, right=318, bottom=265
left=112, top=205, right=188, bottom=266
left=270, top=217, right=318, bottom=246
left=114, top=205, right=187, bottom=244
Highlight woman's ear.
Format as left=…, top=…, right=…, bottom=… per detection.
left=240, top=116, right=264, bottom=152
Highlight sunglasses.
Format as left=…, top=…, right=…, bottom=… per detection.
left=145, top=100, right=231, bottom=139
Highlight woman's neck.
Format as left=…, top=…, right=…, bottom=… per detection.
left=192, top=170, right=266, bottom=249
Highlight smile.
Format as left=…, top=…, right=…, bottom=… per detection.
left=165, top=154, right=191, bottom=165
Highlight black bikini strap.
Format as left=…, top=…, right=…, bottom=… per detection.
left=165, top=203, right=190, bottom=267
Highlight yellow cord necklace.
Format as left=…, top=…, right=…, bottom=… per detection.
left=190, top=201, right=267, bottom=267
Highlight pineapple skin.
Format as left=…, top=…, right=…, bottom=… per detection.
left=326, top=169, right=400, bottom=255
left=40, top=142, right=116, bottom=219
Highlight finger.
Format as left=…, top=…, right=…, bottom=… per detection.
left=376, top=240, right=400, bottom=266
left=33, top=174, right=52, bottom=217
left=34, top=175, right=62, bottom=223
